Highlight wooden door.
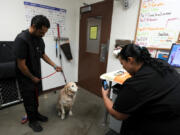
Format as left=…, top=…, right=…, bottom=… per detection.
left=78, top=0, right=113, bottom=96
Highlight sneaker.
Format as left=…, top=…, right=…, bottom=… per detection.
left=28, top=121, right=43, bottom=132
left=21, top=115, right=28, bottom=124
left=36, top=113, right=48, bottom=122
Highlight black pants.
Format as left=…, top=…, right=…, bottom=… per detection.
left=21, top=88, right=39, bottom=122
left=18, top=77, right=40, bottom=122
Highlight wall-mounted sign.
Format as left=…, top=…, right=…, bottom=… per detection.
left=90, top=26, right=98, bottom=40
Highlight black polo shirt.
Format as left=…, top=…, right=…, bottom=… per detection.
left=14, top=29, right=45, bottom=92
left=113, top=64, right=180, bottom=135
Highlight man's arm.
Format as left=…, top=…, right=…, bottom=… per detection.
left=17, top=59, right=40, bottom=83
left=42, top=54, right=56, bottom=67
left=42, top=54, right=62, bottom=72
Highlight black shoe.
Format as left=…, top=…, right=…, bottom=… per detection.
left=36, top=113, right=48, bottom=122
left=28, top=121, right=43, bottom=132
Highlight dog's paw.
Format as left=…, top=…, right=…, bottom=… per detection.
left=61, top=114, right=65, bottom=120
left=69, top=110, right=73, bottom=116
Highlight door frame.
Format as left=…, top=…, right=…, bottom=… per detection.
left=78, top=0, right=113, bottom=96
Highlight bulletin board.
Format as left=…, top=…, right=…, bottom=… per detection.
left=24, top=1, right=66, bottom=37
left=135, top=0, right=180, bottom=49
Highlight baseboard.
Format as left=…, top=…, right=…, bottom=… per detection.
left=42, top=85, right=65, bottom=95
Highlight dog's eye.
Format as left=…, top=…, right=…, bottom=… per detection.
left=72, top=85, right=74, bottom=87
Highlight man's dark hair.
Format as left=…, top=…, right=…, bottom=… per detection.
left=118, top=44, right=173, bottom=76
left=31, top=15, right=50, bottom=29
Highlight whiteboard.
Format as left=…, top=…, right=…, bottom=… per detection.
left=135, top=0, right=180, bottom=48
left=24, top=1, right=66, bottom=37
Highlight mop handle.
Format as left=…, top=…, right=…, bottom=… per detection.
left=57, top=24, right=67, bottom=84
left=61, top=71, right=67, bottom=83
left=57, top=24, right=60, bottom=38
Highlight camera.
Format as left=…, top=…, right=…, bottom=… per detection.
left=102, top=80, right=109, bottom=90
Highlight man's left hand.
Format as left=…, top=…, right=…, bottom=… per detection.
left=54, top=65, right=62, bottom=72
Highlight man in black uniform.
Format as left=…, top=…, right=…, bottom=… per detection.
left=14, top=15, right=61, bottom=132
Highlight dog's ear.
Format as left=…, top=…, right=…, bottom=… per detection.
left=65, top=83, right=71, bottom=93
left=64, top=84, right=69, bottom=93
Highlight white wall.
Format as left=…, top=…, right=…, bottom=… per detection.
left=79, top=0, right=103, bottom=5
left=0, top=0, right=141, bottom=90
left=0, top=0, right=80, bottom=91
left=106, top=0, right=140, bottom=72
left=39, top=0, right=81, bottom=90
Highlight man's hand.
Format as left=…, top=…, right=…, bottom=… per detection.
left=31, top=76, right=40, bottom=83
left=54, top=65, right=62, bottom=72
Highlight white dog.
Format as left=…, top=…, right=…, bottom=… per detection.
left=57, top=82, right=78, bottom=120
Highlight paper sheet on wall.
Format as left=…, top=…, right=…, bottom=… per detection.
left=24, top=1, right=66, bottom=37
left=90, top=26, right=98, bottom=40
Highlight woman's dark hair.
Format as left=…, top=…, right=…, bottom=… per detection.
left=31, top=15, right=50, bottom=29
left=118, top=44, right=173, bottom=76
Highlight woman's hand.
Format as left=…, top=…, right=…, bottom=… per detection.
left=101, top=87, right=110, bottom=98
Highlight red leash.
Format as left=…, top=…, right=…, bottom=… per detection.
left=41, top=71, right=57, bottom=80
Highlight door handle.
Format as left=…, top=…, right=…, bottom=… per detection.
left=100, top=40, right=109, bottom=62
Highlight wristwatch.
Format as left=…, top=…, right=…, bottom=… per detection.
left=53, top=65, right=57, bottom=70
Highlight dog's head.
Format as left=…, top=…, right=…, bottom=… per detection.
left=64, top=82, right=78, bottom=97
